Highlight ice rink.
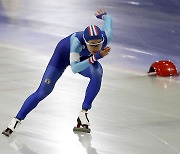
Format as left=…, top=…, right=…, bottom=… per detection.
left=0, top=0, right=180, bottom=154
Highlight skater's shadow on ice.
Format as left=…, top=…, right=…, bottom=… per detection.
left=74, top=132, right=98, bottom=154
left=6, top=135, right=37, bottom=154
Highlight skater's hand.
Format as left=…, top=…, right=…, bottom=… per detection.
left=95, top=9, right=107, bottom=20
left=100, top=46, right=111, bottom=57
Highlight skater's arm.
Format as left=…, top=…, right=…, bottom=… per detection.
left=71, top=60, right=90, bottom=74
left=102, top=15, right=112, bottom=44
left=95, top=9, right=112, bottom=44
left=70, top=34, right=91, bottom=73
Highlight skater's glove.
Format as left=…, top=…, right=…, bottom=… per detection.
left=95, top=9, right=107, bottom=20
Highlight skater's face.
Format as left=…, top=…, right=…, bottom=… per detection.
left=86, top=38, right=103, bottom=54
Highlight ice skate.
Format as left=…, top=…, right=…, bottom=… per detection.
left=73, top=111, right=91, bottom=133
left=2, top=118, right=21, bottom=137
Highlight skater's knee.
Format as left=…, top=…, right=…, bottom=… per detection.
left=36, top=87, right=53, bottom=100
left=96, top=68, right=103, bottom=78
left=91, top=69, right=103, bottom=82
left=92, top=63, right=103, bottom=79
left=36, top=81, right=55, bottom=100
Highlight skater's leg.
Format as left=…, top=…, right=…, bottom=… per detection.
left=78, top=61, right=103, bottom=110
left=2, top=38, right=70, bottom=136
left=16, top=65, right=66, bottom=120
left=73, top=62, right=103, bottom=133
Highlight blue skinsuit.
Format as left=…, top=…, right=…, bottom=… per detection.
left=16, top=15, right=112, bottom=120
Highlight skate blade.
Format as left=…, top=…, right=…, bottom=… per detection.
left=2, top=131, right=11, bottom=137
left=73, top=127, right=91, bottom=133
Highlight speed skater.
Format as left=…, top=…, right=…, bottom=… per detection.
left=2, top=9, right=112, bottom=136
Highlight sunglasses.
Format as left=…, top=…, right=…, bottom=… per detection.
left=83, top=35, right=104, bottom=47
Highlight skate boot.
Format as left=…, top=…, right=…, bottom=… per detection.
left=2, top=118, right=21, bottom=137
left=73, top=111, right=91, bottom=133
